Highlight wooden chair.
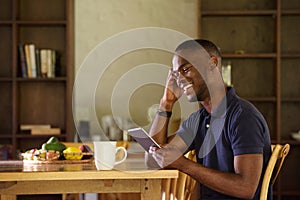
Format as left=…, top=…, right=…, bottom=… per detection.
left=162, top=144, right=290, bottom=200
left=260, top=144, right=290, bottom=200
left=162, top=150, right=197, bottom=200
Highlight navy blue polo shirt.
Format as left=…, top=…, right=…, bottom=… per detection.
left=177, top=87, right=272, bottom=200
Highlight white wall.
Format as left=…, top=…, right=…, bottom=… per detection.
left=74, top=0, right=198, bottom=136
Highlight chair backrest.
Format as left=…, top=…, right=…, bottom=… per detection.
left=162, top=150, right=197, bottom=200
left=260, top=143, right=290, bottom=200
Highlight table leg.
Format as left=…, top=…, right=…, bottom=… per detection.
left=0, top=194, right=17, bottom=200
left=140, top=179, right=161, bottom=200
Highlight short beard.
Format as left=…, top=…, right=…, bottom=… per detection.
left=187, top=93, right=198, bottom=102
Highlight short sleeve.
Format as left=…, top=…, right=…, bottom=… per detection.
left=231, top=111, right=265, bottom=156
left=176, top=111, right=201, bottom=151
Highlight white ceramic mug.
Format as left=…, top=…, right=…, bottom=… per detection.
left=93, top=141, right=127, bottom=170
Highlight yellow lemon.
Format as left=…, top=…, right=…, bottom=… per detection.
left=63, top=147, right=83, bottom=160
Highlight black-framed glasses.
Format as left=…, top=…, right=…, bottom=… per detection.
left=171, top=64, right=193, bottom=79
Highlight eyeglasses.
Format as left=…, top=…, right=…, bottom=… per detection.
left=171, top=64, right=193, bottom=79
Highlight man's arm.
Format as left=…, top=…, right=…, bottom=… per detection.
left=144, top=105, right=172, bottom=168
left=161, top=151, right=263, bottom=199
left=148, top=69, right=182, bottom=141
left=145, top=70, right=182, bottom=167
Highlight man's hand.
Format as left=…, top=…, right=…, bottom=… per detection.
left=160, top=70, right=183, bottom=110
left=149, top=144, right=185, bottom=169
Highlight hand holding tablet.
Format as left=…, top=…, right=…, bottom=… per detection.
left=127, top=127, right=161, bottom=152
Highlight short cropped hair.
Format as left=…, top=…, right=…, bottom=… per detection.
left=175, top=39, right=222, bottom=59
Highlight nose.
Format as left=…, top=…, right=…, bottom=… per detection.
left=172, top=70, right=185, bottom=79
left=175, top=72, right=188, bottom=86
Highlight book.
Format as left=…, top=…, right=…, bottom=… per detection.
left=51, top=50, right=56, bottom=77
left=31, top=128, right=61, bottom=135
left=18, top=44, right=28, bottom=78
left=40, top=49, right=56, bottom=78
left=20, top=124, right=51, bottom=131
left=24, top=44, right=32, bottom=78
left=35, top=48, right=42, bottom=77
left=46, top=50, right=52, bottom=77
left=40, top=49, right=48, bottom=78
left=47, top=49, right=56, bottom=78
left=28, top=44, right=37, bottom=78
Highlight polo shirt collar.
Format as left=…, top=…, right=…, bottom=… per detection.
left=211, top=87, right=235, bottom=118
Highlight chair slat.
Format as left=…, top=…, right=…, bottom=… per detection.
left=260, top=143, right=290, bottom=200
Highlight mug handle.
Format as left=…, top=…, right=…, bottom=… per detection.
left=115, top=146, right=127, bottom=165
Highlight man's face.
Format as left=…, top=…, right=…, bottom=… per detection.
left=172, top=49, right=210, bottom=102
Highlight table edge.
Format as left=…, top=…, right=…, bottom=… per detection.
left=0, top=169, right=179, bottom=181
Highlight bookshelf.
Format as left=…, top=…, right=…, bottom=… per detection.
left=0, top=0, right=74, bottom=161
left=198, top=0, right=300, bottom=199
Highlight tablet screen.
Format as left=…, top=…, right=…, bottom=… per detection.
left=128, top=127, right=161, bottom=152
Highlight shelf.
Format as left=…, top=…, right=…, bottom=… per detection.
left=0, top=135, right=13, bottom=139
left=202, top=10, right=277, bottom=16
left=0, top=21, right=13, bottom=24
left=17, top=0, right=66, bottom=21
left=16, top=77, right=67, bottom=82
left=243, top=97, right=277, bottom=102
left=0, top=78, right=13, bottom=81
left=0, top=0, right=12, bottom=20
left=223, top=53, right=276, bottom=58
left=202, top=9, right=300, bottom=16
left=16, top=134, right=67, bottom=139
left=0, top=25, right=12, bottom=77
left=281, top=53, right=300, bottom=58
left=199, top=0, right=300, bottom=197
left=16, top=21, right=67, bottom=25
left=282, top=97, right=300, bottom=102
left=0, top=81, right=12, bottom=134
left=201, top=16, right=276, bottom=53
left=282, top=9, right=300, bottom=15
left=0, top=21, right=67, bottom=25
left=0, top=0, right=74, bottom=163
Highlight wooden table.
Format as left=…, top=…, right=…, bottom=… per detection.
left=0, top=158, right=178, bottom=200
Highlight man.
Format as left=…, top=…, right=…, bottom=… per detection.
left=146, top=39, right=272, bottom=199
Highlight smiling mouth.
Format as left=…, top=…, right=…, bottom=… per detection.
left=183, top=84, right=193, bottom=91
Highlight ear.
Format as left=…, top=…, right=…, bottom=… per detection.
left=208, top=58, right=217, bottom=71
left=210, top=56, right=218, bottom=66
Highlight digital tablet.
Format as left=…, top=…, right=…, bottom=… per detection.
left=128, top=127, right=161, bottom=152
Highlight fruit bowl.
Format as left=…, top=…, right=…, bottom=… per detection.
left=21, top=137, right=95, bottom=164
left=22, top=149, right=60, bottom=161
